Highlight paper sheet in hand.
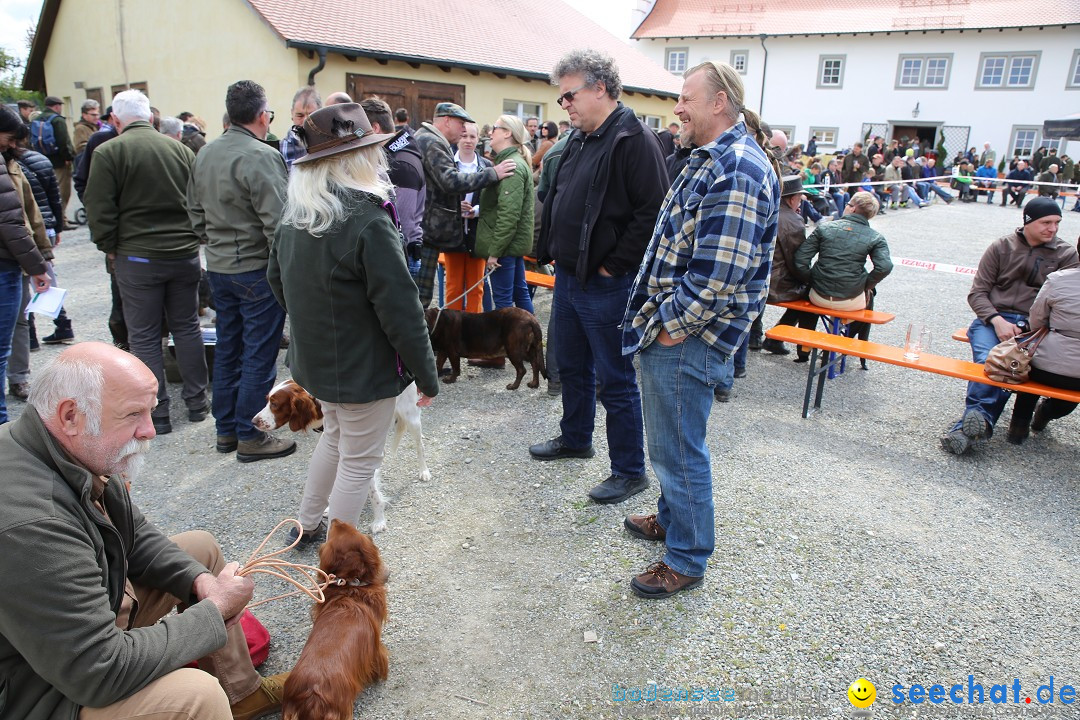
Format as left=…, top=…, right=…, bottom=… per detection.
left=26, top=287, right=68, bottom=319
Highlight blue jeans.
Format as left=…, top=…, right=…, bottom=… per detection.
left=829, top=191, right=850, bottom=218
left=552, top=269, right=644, bottom=478
left=207, top=269, right=286, bottom=440
left=951, top=312, right=1025, bottom=435
left=640, top=336, right=732, bottom=577
left=489, top=257, right=533, bottom=313
left=0, top=266, right=22, bottom=423
left=715, top=333, right=749, bottom=392
left=918, top=181, right=953, bottom=201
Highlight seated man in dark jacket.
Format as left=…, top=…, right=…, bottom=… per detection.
left=0, top=342, right=286, bottom=720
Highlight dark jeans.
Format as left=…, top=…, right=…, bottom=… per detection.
left=1002, top=187, right=1025, bottom=207
left=490, top=257, right=533, bottom=313
left=951, top=312, right=1026, bottom=435
left=0, top=265, right=22, bottom=423
left=114, top=255, right=208, bottom=420
left=552, top=269, right=644, bottom=478
left=207, top=269, right=286, bottom=441
left=1011, top=367, right=1080, bottom=429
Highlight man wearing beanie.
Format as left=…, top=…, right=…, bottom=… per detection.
left=941, top=197, right=1078, bottom=455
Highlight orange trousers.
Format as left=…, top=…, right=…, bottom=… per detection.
left=442, top=252, right=486, bottom=312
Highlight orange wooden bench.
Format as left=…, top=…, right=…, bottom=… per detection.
left=770, top=300, right=895, bottom=378
left=765, top=325, right=1080, bottom=418
left=524, top=270, right=554, bottom=290
left=953, top=328, right=969, bottom=343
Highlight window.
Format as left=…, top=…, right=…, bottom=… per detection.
left=818, top=55, right=845, bottom=88
left=808, top=127, right=838, bottom=147
left=110, top=81, right=149, bottom=99
left=1068, top=50, right=1080, bottom=89
left=730, top=50, right=748, bottom=75
left=1010, top=126, right=1039, bottom=156
left=502, top=100, right=542, bottom=122
left=639, top=115, right=663, bottom=131
left=976, top=52, right=1040, bottom=90
left=895, top=55, right=951, bottom=89
left=666, top=48, right=688, bottom=74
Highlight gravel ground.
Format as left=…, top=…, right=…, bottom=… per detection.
left=9, top=198, right=1080, bottom=720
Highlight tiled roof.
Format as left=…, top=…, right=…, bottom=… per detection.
left=247, top=0, right=682, bottom=97
left=632, top=0, right=1080, bottom=39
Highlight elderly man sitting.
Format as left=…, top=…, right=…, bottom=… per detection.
left=0, top=342, right=286, bottom=720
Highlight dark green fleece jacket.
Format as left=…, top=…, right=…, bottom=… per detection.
left=0, top=407, right=227, bottom=720
left=85, top=121, right=199, bottom=260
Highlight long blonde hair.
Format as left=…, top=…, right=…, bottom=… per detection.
left=495, top=114, right=532, bottom=167
left=282, top=144, right=392, bottom=236
left=685, top=60, right=781, bottom=180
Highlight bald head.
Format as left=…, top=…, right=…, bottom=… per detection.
left=30, top=342, right=158, bottom=477
left=325, top=92, right=353, bottom=105
left=770, top=130, right=788, bottom=153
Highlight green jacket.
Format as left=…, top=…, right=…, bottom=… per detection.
left=85, top=121, right=200, bottom=259
left=187, top=126, right=287, bottom=274
left=794, top=214, right=893, bottom=300
left=475, top=148, right=534, bottom=260
left=268, top=190, right=439, bottom=403
left=0, top=408, right=227, bottom=720
left=37, top=109, right=73, bottom=166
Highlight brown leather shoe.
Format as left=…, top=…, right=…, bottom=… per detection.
left=8, top=381, right=29, bottom=400
left=630, top=561, right=703, bottom=599
left=624, top=513, right=666, bottom=541
left=231, top=672, right=288, bottom=720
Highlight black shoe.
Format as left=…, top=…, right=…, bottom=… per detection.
left=761, top=338, right=790, bottom=355
left=29, top=337, right=39, bottom=352
left=1031, top=400, right=1053, bottom=432
left=42, top=328, right=75, bottom=344
left=152, top=416, right=172, bottom=435
left=794, top=354, right=810, bottom=363
left=747, top=336, right=763, bottom=351
left=286, top=520, right=327, bottom=547
left=733, top=367, right=746, bottom=379
left=188, top=402, right=210, bottom=422
left=529, top=437, right=595, bottom=461
left=714, top=386, right=732, bottom=402
left=588, top=474, right=648, bottom=504
left=216, top=435, right=238, bottom=453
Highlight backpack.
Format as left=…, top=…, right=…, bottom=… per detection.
left=30, top=117, right=59, bottom=156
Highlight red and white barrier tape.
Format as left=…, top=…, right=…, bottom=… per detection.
left=891, top=256, right=977, bottom=276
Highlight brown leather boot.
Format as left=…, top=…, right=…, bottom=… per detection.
left=623, top=513, right=666, bottom=541
left=630, top=561, right=703, bottom=599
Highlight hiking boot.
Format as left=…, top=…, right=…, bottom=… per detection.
left=761, top=338, right=790, bottom=355
left=286, top=520, right=327, bottom=548
left=529, top=436, right=595, bottom=461
left=624, top=513, right=666, bottom=541
left=231, top=672, right=288, bottom=720
left=940, top=428, right=971, bottom=455
left=630, top=561, right=703, bottom=600
left=216, top=435, right=238, bottom=453
left=588, top=474, right=648, bottom=504
left=961, top=409, right=990, bottom=441
left=237, top=432, right=297, bottom=463
left=42, top=328, right=75, bottom=344
left=8, top=382, right=29, bottom=400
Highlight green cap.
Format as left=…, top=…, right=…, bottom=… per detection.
left=434, top=102, right=474, bottom=123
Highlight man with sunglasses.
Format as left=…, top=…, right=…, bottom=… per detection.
left=529, top=49, right=667, bottom=507
left=188, top=80, right=295, bottom=462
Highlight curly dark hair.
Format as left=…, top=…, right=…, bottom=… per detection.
left=551, top=49, right=622, bottom=100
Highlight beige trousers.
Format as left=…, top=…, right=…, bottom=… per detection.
left=809, top=287, right=867, bottom=312
left=79, top=530, right=261, bottom=720
left=54, top=162, right=72, bottom=218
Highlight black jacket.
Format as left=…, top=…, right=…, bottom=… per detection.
left=15, top=149, right=64, bottom=234
left=0, top=159, right=47, bottom=275
left=538, top=104, right=667, bottom=286
left=74, top=126, right=118, bottom=201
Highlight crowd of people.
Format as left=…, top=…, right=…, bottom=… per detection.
left=1, top=49, right=1079, bottom=720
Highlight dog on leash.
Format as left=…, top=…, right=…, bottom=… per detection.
left=281, top=519, right=389, bottom=720
left=424, top=307, right=547, bottom=390
left=252, top=380, right=430, bottom=533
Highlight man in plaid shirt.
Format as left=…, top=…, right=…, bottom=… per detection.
left=621, top=61, right=780, bottom=599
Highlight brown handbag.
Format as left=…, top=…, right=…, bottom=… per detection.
left=983, top=327, right=1049, bottom=384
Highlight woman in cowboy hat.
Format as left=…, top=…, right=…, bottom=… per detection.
left=268, top=102, right=439, bottom=544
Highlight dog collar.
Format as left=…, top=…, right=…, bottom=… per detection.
left=328, top=576, right=370, bottom=587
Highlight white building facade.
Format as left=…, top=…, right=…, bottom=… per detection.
left=632, top=1, right=1080, bottom=164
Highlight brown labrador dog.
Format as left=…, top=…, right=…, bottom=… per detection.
left=425, top=307, right=547, bottom=390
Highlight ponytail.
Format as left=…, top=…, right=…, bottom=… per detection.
left=742, top=107, right=781, bottom=181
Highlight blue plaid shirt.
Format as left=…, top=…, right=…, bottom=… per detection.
left=622, top=121, right=780, bottom=356
left=279, top=128, right=306, bottom=171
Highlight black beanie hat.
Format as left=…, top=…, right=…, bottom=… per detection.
left=1023, top=197, right=1062, bottom=225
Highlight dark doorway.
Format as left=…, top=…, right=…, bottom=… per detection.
left=347, top=74, right=466, bottom=129
left=891, top=124, right=937, bottom=152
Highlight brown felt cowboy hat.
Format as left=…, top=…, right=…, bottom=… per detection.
left=293, top=103, right=394, bottom=165
left=780, top=174, right=805, bottom=197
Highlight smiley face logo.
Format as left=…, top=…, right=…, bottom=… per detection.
left=848, top=678, right=876, bottom=708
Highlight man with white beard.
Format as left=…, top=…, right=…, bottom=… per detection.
left=0, top=342, right=288, bottom=720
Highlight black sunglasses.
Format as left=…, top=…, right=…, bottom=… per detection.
left=556, top=84, right=588, bottom=107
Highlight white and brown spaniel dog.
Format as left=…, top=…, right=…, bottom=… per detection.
left=252, top=380, right=430, bottom=533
